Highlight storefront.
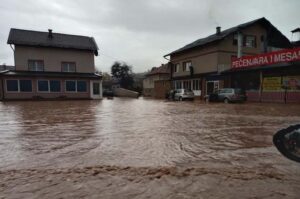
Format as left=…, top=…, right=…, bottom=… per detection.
left=225, top=48, right=300, bottom=103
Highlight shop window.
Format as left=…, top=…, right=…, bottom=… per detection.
left=77, top=81, right=87, bottom=92
left=28, top=60, right=44, bottom=71
left=183, top=61, right=191, bottom=72
left=50, top=80, right=61, bottom=92
left=38, top=80, right=49, bottom=92
left=6, top=80, right=19, bottom=92
left=19, top=80, right=32, bottom=92
left=62, top=62, right=76, bottom=72
left=66, top=80, right=76, bottom=92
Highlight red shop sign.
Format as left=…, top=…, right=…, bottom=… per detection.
left=231, top=47, right=300, bottom=69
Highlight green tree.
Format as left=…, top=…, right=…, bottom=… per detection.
left=111, top=62, right=134, bottom=89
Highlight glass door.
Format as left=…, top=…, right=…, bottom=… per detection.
left=90, top=81, right=102, bottom=99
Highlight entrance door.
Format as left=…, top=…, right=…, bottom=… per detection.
left=206, top=81, right=219, bottom=95
left=90, top=81, right=102, bottom=99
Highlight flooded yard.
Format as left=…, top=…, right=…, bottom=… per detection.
left=0, top=98, right=300, bottom=198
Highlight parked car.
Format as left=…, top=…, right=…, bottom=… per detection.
left=205, top=88, right=246, bottom=103
left=171, top=89, right=194, bottom=101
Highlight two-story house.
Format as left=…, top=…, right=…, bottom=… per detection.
left=164, top=18, right=291, bottom=98
left=0, top=28, right=102, bottom=100
left=143, top=63, right=170, bottom=98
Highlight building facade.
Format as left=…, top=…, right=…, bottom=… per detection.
left=143, top=64, right=170, bottom=98
left=224, top=48, right=300, bottom=103
left=0, top=28, right=102, bottom=100
left=164, top=18, right=291, bottom=98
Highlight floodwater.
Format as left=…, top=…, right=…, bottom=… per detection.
left=0, top=98, right=300, bottom=199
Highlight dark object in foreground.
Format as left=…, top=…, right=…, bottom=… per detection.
left=103, top=90, right=114, bottom=97
left=205, top=88, right=246, bottom=103
left=273, top=124, right=300, bottom=163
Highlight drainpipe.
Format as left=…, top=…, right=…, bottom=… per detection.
left=1, top=78, right=4, bottom=101
left=237, top=31, right=243, bottom=58
left=164, top=55, right=174, bottom=88
left=259, top=71, right=263, bottom=102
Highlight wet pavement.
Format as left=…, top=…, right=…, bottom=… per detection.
left=0, top=98, right=300, bottom=198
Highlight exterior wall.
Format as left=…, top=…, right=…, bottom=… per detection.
left=154, top=80, right=171, bottom=99
left=143, top=74, right=169, bottom=97
left=169, top=23, right=269, bottom=99
left=14, top=46, right=95, bottom=73
left=2, top=77, right=92, bottom=100
left=217, top=24, right=268, bottom=72
left=171, top=24, right=268, bottom=77
left=218, top=24, right=267, bottom=54
left=246, top=91, right=300, bottom=103
left=0, top=79, right=3, bottom=100
left=171, top=45, right=219, bottom=77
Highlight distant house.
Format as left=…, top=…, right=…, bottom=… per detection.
left=0, top=65, right=15, bottom=71
left=143, top=64, right=171, bottom=98
left=0, top=28, right=102, bottom=100
left=164, top=17, right=291, bottom=98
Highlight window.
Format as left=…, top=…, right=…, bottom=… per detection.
left=233, top=34, right=256, bottom=48
left=244, top=35, right=256, bottom=48
left=93, top=82, right=100, bottom=95
left=183, top=61, right=192, bottom=72
left=193, top=79, right=200, bottom=90
left=28, top=60, right=44, bottom=71
left=6, top=80, right=19, bottom=92
left=62, top=62, right=76, bottom=72
left=173, top=63, right=179, bottom=73
left=77, top=81, right=87, bottom=92
left=6, top=80, right=32, bottom=92
left=65, top=80, right=87, bottom=92
left=19, top=80, right=32, bottom=92
left=233, top=34, right=238, bottom=45
left=38, top=80, right=49, bottom=92
left=183, top=80, right=191, bottom=89
left=66, top=81, right=76, bottom=92
left=50, top=80, right=61, bottom=92
left=175, top=81, right=182, bottom=89
left=37, top=80, right=61, bottom=92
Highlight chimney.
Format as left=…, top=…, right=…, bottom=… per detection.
left=291, top=28, right=300, bottom=42
left=216, top=26, right=221, bottom=35
left=48, top=29, right=53, bottom=39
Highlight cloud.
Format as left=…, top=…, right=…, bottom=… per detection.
left=0, top=0, right=299, bottom=72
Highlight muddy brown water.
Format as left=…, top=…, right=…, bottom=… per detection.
left=0, top=98, right=300, bottom=198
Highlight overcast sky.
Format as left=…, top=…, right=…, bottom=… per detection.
left=0, top=0, right=299, bottom=73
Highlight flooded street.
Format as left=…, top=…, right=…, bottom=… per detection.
left=0, top=98, right=300, bottom=198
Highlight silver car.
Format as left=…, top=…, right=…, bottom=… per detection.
left=174, top=89, right=194, bottom=101
left=206, top=88, right=246, bottom=103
